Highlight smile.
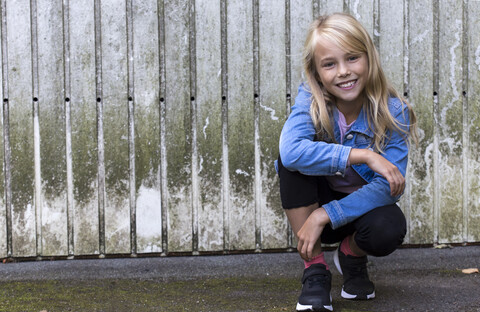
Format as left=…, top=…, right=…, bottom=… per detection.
left=337, top=80, right=357, bottom=90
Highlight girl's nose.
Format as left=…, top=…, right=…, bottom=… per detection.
left=337, top=63, right=351, bottom=78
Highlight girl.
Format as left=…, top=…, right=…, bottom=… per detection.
left=276, top=13, right=417, bottom=311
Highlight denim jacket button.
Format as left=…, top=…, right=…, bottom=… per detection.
left=335, top=171, right=342, bottom=176
left=346, top=134, right=353, bottom=140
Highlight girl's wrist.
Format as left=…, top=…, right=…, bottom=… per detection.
left=312, top=207, right=331, bottom=226
left=348, top=148, right=372, bottom=165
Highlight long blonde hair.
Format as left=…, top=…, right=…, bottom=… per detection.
left=303, top=13, right=417, bottom=152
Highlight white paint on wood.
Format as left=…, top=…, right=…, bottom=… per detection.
left=0, top=0, right=479, bottom=258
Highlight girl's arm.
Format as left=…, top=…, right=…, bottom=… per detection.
left=323, top=101, right=411, bottom=229
left=279, top=83, right=351, bottom=176
left=349, top=148, right=405, bottom=197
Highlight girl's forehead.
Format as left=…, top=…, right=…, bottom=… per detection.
left=314, top=35, right=356, bottom=58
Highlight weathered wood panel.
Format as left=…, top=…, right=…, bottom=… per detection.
left=345, top=0, right=374, bottom=38
left=467, top=0, right=480, bottom=242
left=408, top=0, right=435, bottom=244
left=8, top=0, right=36, bottom=257
left=0, top=0, right=479, bottom=258
left=70, top=0, right=99, bottom=256
left=164, top=0, right=192, bottom=252
left=133, top=0, right=162, bottom=254
left=101, top=0, right=130, bottom=254
left=438, top=0, right=464, bottom=243
left=290, top=1, right=312, bottom=112
left=195, top=0, right=223, bottom=252
left=379, top=0, right=404, bottom=93
left=69, top=0, right=98, bottom=256
left=258, top=0, right=287, bottom=249
left=318, top=0, right=343, bottom=15
left=0, top=1, right=5, bottom=258
left=379, top=0, right=408, bottom=241
left=227, top=0, right=255, bottom=250
left=37, top=0, right=68, bottom=256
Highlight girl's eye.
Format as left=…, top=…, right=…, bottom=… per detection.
left=348, top=56, right=359, bottom=61
left=322, top=62, right=334, bottom=68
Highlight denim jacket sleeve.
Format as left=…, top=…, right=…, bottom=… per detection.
left=323, top=98, right=411, bottom=229
left=279, top=83, right=352, bottom=176
left=279, top=83, right=411, bottom=229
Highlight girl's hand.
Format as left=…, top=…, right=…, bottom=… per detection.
left=349, top=149, right=405, bottom=197
left=297, top=208, right=330, bottom=261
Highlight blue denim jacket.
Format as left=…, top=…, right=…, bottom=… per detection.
left=276, top=83, right=410, bottom=229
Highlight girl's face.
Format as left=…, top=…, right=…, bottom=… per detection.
left=314, top=38, right=368, bottom=108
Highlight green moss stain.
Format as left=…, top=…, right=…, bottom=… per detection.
left=10, top=110, right=35, bottom=212
left=163, top=0, right=193, bottom=252
left=134, top=105, right=160, bottom=192
left=10, top=98, right=36, bottom=256
left=72, top=102, right=98, bottom=203
left=228, top=105, right=256, bottom=250
left=0, top=277, right=300, bottom=312
left=103, top=102, right=129, bottom=196
left=0, top=275, right=389, bottom=312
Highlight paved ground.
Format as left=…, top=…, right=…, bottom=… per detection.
left=0, top=246, right=479, bottom=311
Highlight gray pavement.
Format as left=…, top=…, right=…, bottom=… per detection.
left=0, top=246, right=479, bottom=311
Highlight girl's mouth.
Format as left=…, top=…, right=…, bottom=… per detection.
left=337, top=79, right=357, bottom=90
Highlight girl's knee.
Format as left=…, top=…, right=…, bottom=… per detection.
left=355, top=215, right=407, bottom=257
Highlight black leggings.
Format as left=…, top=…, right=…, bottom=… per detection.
left=278, top=156, right=406, bottom=257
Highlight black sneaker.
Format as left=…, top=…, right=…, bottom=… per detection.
left=333, top=248, right=375, bottom=300
left=296, top=263, right=333, bottom=311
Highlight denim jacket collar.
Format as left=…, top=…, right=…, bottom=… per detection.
left=332, top=106, right=374, bottom=143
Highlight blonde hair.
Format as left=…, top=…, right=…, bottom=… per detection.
left=303, top=13, right=417, bottom=152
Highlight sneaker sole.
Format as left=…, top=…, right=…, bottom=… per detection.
left=296, top=302, right=333, bottom=311
left=341, top=287, right=375, bottom=300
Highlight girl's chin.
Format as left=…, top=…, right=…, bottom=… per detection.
left=335, top=95, right=363, bottom=106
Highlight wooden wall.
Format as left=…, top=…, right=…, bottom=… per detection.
left=0, top=0, right=478, bottom=258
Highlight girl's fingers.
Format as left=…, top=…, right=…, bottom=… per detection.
left=302, top=244, right=309, bottom=261
left=298, top=239, right=308, bottom=261
left=297, top=241, right=304, bottom=259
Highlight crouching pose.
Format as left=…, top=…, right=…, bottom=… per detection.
left=276, top=13, right=417, bottom=311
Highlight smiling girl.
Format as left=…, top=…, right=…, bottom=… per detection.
left=276, top=13, right=417, bottom=311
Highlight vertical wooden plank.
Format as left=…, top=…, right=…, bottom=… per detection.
left=437, top=0, right=464, bottom=243
left=62, top=0, right=74, bottom=258
left=227, top=0, right=255, bottom=250
left=133, top=1, right=162, bottom=254
left=7, top=0, right=36, bottom=257
left=31, top=0, right=41, bottom=258
left=345, top=0, right=374, bottom=37
left=126, top=0, right=135, bottom=256
left=37, top=0, right=68, bottom=256
left=379, top=0, right=409, bottom=242
left=101, top=0, right=129, bottom=254
left=379, top=0, right=404, bottom=93
left=189, top=0, right=198, bottom=254
left=70, top=0, right=98, bottom=256
left=407, top=0, right=435, bottom=244
left=467, top=0, right=480, bottom=242
left=0, top=1, right=5, bottom=257
left=220, top=0, right=229, bottom=251
left=318, top=0, right=343, bottom=15
left=196, top=0, right=223, bottom=251
left=258, top=0, right=287, bottom=249
left=158, top=0, right=168, bottom=255
left=164, top=0, right=192, bottom=252
left=290, top=0, right=312, bottom=101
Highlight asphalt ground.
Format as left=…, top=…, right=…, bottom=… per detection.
left=0, top=246, right=479, bottom=311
